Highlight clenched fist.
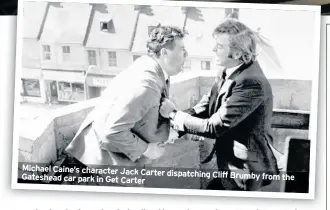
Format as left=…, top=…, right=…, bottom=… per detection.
left=143, top=142, right=165, bottom=160
left=160, top=98, right=177, bottom=118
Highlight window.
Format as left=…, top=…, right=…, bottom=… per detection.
left=21, top=79, right=41, bottom=97
left=100, top=16, right=114, bottom=32
left=201, top=61, right=211, bottom=70
left=58, top=82, right=71, bottom=101
left=58, top=81, right=85, bottom=102
left=108, top=51, right=117, bottom=67
left=62, top=46, right=71, bottom=62
left=42, top=45, right=51, bottom=60
left=183, top=60, right=191, bottom=70
left=87, top=50, right=97, bottom=66
left=133, top=55, right=141, bottom=61
left=71, top=83, right=85, bottom=101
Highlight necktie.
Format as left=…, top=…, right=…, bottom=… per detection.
left=209, top=69, right=226, bottom=115
left=159, top=78, right=170, bottom=128
left=162, top=78, right=170, bottom=98
left=218, top=69, right=227, bottom=90
left=166, top=78, right=170, bottom=90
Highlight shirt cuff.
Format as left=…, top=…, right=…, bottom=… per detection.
left=171, top=110, right=189, bottom=131
left=192, top=106, right=202, bottom=115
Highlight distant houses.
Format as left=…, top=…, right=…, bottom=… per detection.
left=20, top=2, right=230, bottom=104
left=84, top=4, right=139, bottom=98
left=131, top=5, right=186, bottom=57
left=20, top=1, right=314, bottom=105
left=21, top=1, right=48, bottom=103
left=39, top=3, right=93, bottom=103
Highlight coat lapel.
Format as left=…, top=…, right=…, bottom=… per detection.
left=211, top=62, right=253, bottom=114
left=208, top=78, right=221, bottom=116
left=213, top=79, right=234, bottom=114
left=150, top=56, right=168, bottom=98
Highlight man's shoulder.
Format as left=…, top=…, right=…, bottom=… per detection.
left=236, top=62, right=269, bottom=84
left=130, top=59, right=164, bottom=92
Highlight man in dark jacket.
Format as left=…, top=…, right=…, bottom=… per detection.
left=160, top=18, right=280, bottom=191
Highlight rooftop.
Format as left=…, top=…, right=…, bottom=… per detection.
left=131, top=5, right=186, bottom=54
left=184, top=7, right=226, bottom=58
left=239, top=8, right=317, bottom=80
left=39, top=2, right=92, bottom=44
left=85, top=4, right=138, bottom=50
left=22, top=1, right=48, bottom=39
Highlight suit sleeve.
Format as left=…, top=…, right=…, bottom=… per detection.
left=172, top=78, right=264, bottom=139
left=188, top=91, right=211, bottom=118
left=175, top=91, right=211, bottom=138
left=99, top=86, right=159, bottom=162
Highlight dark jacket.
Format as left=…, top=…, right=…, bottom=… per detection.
left=175, top=61, right=279, bottom=190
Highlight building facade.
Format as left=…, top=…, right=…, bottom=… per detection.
left=38, top=3, right=93, bottom=104
left=21, top=1, right=48, bottom=103
left=21, top=2, right=311, bottom=105
left=84, top=4, right=139, bottom=98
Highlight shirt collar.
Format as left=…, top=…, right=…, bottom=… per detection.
left=224, top=63, right=243, bottom=79
left=163, top=68, right=169, bottom=81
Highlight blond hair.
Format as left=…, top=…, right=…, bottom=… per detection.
left=213, top=18, right=260, bottom=64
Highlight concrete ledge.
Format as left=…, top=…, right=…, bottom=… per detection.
left=18, top=98, right=100, bottom=164
left=272, top=109, right=310, bottom=130
left=18, top=120, right=56, bottom=164
left=18, top=73, right=312, bottom=170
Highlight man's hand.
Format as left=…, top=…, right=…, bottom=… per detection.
left=228, top=163, right=251, bottom=190
left=168, top=128, right=179, bottom=144
left=142, top=142, right=165, bottom=160
left=159, top=128, right=179, bottom=146
left=160, top=98, right=177, bottom=118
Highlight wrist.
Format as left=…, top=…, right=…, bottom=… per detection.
left=142, top=144, right=151, bottom=157
left=169, top=109, right=177, bottom=120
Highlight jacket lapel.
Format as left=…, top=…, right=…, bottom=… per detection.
left=150, top=56, right=168, bottom=98
left=218, top=79, right=234, bottom=98
left=212, top=62, right=253, bottom=114
left=208, top=78, right=222, bottom=116
left=213, top=79, right=234, bottom=114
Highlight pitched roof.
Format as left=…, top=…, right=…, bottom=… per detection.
left=184, top=7, right=226, bottom=58
left=131, top=5, right=186, bottom=54
left=239, top=8, right=314, bottom=79
left=85, top=4, right=138, bottom=49
left=23, top=1, right=48, bottom=39
left=39, top=2, right=92, bottom=44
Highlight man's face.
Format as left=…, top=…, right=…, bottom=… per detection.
left=163, top=38, right=188, bottom=76
left=213, top=33, right=237, bottom=68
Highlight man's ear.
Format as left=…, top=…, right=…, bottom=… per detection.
left=160, top=48, right=167, bottom=57
left=232, top=50, right=242, bottom=60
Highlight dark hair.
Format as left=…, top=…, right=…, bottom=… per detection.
left=146, top=25, right=187, bottom=57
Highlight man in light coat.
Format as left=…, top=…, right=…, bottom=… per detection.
left=65, top=25, right=187, bottom=173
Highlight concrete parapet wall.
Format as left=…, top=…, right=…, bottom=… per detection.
left=18, top=98, right=98, bottom=165
left=19, top=117, right=56, bottom=165
left=18, top=72, right=312, bottom=181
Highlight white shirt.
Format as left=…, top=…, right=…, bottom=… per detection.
left=222, top=63, right=243, bottom=79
